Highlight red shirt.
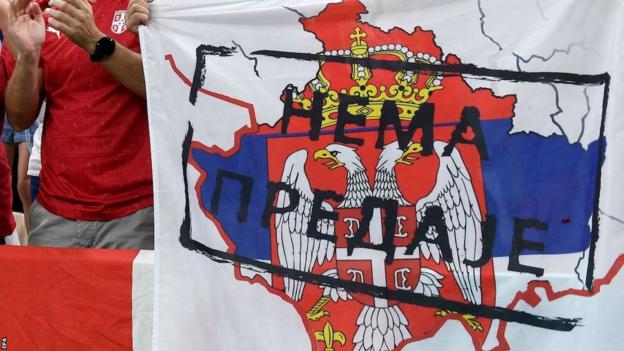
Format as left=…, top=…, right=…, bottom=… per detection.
left=8, top=0, right=153, bottom=220
left=0, top=48, right=16, bottom=236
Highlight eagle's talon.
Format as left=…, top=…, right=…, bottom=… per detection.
left=434, top=309, right=451, bottom=317
left=462, top=314, right=484, bottom=332
left=435, top=310, right=484, bottom=332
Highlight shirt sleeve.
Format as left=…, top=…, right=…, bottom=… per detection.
left=0, top=48, right=16, bottom=236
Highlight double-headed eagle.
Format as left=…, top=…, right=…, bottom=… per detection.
left=275, top=141, right=484, bottom=351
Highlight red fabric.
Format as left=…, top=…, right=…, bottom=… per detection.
left=0, top=246, right=138, bottom=350
left=0, top=140, right=15, bottom=237
left=34, top=0, right=153, bottom=220
left=0, top=48, right=16, bottom=236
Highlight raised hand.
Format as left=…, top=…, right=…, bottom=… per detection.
left=8, top=0, right=46, bottom=57
left=45, top=0, right=104, bottom=54
left=126, top=0, right=149, bottom=34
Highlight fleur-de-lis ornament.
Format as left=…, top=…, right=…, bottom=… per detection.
left=314, top=322, right=346, bottom=351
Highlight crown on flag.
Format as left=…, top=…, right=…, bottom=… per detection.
left=294, top=27, right=444, bottom=128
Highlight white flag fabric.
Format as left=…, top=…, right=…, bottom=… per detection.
left=141, top=1, right=624, bottom=350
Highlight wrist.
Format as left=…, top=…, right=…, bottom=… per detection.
left=84, top=31, right=106, bottom=55
left=90, top=36, right=116, bottom=62
left=17, top=49, right=41, bottom=66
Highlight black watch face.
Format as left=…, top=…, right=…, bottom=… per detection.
left=92, top=37, right=116, bottom=61
left=99, top=37, right=116, bottom=56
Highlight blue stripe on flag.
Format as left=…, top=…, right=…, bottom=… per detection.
left=482, top=118, right=601, bottom=257
left=192, top=135, right=271, bottom=260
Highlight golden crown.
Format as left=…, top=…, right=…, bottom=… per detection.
left=293, top=27, right=444, bottom=128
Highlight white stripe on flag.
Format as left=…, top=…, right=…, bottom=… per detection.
left=132, top=250, right=154, bottom=351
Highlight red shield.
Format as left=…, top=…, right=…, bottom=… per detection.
left=111, top=10, right=127, bottom=34
left=333, top=189, right=422, bottom=307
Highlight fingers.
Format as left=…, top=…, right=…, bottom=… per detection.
left=127, top=12, right=148, bottom=34
left=47, top=16, right=69, bottom=34
left=8, top=0, right=17, bottom=24
left=11, top=0, right=32, bottom=15
left=74, top=0, right=94, bottom=11
left=6, top=0, right=46, bottom=55
left=9, top=0, right=26, bottom=22
left=126, top=0, right=150, bottom=33
left=45, top=0, right=94, bottom=33
left=127, top=0, right=147, bottom=7
left=30, top=1, right=42, bottom=15
left=30, top=2, right=45, bottom=24
left=127, top=0, right=150, bottom=15
left=46, top=0, right=78, bottom=32
left=129, top=12, right=148, bottom=26
left=43, top=0, right=103, bottom=53
left=45, top=7, right=77, bottom=27
left=48, top=0, right=82, bottom=18
left=52, top=0, right=87, bottom=11
left=8, top=0, right=42, bottom=25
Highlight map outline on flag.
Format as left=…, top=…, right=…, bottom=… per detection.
left=158, top=1, right=610, bottom=350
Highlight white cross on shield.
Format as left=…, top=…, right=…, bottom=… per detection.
left=336, top=208, right=421, bottom=307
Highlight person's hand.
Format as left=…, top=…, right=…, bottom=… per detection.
left=7, top=0, right=46, bottom=59
left=45, top=0, right=104, bottom=54
left=126, top=0, right=149, bottom=34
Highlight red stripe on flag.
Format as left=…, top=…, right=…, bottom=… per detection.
left=0, top=247, right=139, bottom=351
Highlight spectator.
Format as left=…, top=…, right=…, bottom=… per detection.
left=0, top=102, right=16, bottom=245
left=27, top=105, right=44, bottom=235
left=4, top=0, right=153, bottom=249
left=1, top=118, right=38, bottom=231
left=0, top=0, right=16, bottom=245
left=0, top=5, right=15, bottom=244
left=27, top=115, right=42, bottom=203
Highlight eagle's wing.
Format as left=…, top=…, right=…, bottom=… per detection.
left=276, top=149, right=335, bottom=301
left=372, top=142, right=411, bottom=206
left=415, top=142, right=483, bottom=304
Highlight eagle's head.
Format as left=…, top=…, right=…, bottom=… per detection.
left=376, top=141, right=423, bottom=170
left=314, top=144, right=365, bottom=172
left=397, top=142, right=423, bottom=165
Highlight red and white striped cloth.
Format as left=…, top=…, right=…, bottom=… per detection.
left=0, top=247, right=153, bottom=351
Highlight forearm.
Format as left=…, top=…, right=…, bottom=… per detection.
left=0, top=1, right=16, bottom=54
left=5, top=51, right=42, bottom=131
left=44, top=0, right=147, bottom=99
left=98, top=43, right=146, bottom=99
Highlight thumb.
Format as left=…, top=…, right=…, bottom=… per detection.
left=8, top=0, right=18, bottom=25
left=30, top=2, right=44, bottom=22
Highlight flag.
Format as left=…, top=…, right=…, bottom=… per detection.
left=0, top=247, right=153, bottom=351
left=142, top=0, right=624, bottom=349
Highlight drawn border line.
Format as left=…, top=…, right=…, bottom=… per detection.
left=169, top=47, right=610, bottom=329
left=586, top=74, right=610, bottom=291
left=217, top=49, right=609, bottom=291
left=250, top=49, right=609, bottom=86
left=178, top=121, right=581, bottom=332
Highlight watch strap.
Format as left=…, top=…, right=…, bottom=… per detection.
left=90, top=36, right=116, bottom=62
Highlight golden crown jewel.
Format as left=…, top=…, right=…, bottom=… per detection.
left=293, top=27, right=444, bottom=128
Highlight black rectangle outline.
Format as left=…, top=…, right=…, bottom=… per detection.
left=250, top=50, right=610, bottom=293
left=179, top=123, right=582, bottom=332
left=180, top=51, right=610, bottom=332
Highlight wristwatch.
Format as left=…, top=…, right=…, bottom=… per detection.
left=90, top=36, right=116, bottom=62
